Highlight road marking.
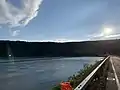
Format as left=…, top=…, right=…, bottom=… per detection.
left=107, top=77, right=115, bottom=81
left=110, top=57, right=120, bottom=90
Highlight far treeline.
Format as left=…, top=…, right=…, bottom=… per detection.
left=0, top=39, right=120, bottom=58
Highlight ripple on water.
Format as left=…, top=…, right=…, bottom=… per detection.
left=35, top=69, right=45, bottom=72
left=7, top=72, right=23, bottom=78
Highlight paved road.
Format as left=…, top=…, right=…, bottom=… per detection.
left=111, top=56, right=120, bottom=90
left=106, top=56, right=120, bottom=90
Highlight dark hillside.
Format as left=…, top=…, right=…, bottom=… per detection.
left=0, top=39, right=120, bottom=58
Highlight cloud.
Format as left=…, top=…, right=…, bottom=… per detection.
left=88, top=33, right=104, bottom=38
left=0, top=0, right=43, bottom=28
left=9, top=29, right=20, bottom=36
left=105, top=34, right=120, bottom=38
left=12, top=30, right=20, bottom=36
left=21, top=39, right=85, bottom=42
left=88, top=32, right=120, bottom=40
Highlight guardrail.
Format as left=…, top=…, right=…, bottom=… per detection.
left=74, top=56, right=110, bottom=90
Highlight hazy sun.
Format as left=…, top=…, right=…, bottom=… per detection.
left=103, top=28, right=112, bottom=35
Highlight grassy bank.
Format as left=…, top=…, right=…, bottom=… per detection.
left=52, top=60, right=102, bottom=90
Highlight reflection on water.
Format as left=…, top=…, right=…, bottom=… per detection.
left=0, top=57, right=103, bottom=90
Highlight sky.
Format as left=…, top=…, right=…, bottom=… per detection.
left=0, top=0, right=120, bottom=42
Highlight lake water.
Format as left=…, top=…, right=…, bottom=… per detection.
left=0, top=57, right=103, bottom=90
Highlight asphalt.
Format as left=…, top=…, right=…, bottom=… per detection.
left=106, top=56, right=120, bottom=90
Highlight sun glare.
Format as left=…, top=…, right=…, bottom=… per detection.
left=103, top=28, right=112, bottom=36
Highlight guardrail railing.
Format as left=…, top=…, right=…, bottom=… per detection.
left=74, top=56, right=110, bottom=90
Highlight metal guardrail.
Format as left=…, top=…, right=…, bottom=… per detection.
left=74, top=56, right=110, bottom=90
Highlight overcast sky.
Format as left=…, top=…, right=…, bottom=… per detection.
left=0, top=0, right=120, bottom=42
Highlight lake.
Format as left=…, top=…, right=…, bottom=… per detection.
left=0, top=57, right=103, bottom=90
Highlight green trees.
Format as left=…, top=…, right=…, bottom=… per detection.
left=52, top=60, right=102, bottom=90
left=52, top=64, right=94, bottom=90
left=68, top=64, right=93, bottom=88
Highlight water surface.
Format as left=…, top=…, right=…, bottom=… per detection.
left=0, top=57, right=103, bottom=90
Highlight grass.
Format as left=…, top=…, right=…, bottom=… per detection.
left=52, top=60, right=102, bottom=90
left=52, top=85, right=61, bottom=90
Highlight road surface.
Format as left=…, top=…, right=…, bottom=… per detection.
left=106, top=56, right=120, bottom=90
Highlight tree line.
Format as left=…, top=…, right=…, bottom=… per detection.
left=0, top=39, right=120, bottom=58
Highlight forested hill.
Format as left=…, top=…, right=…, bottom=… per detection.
left=0, top=39, right=120, bottom=58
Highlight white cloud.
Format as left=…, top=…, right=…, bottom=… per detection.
left=88, top=32, right=120, bottom=40
left=9, top=29, right=20, bottom=36
left=0, top=0, right=43, bottom=28
left=88, top=33, right=104, bottom=38
left=0, top=39, right=85, bottom=42
left=12, top=30, right=20, bottom=36
left=105, top=34, right=120, bottom=38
